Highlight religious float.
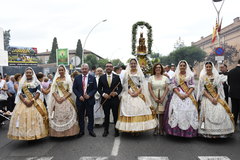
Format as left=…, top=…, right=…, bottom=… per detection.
left=132, top=21, right=153, bottom=75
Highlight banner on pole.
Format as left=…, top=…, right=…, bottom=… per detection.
left=56, top=48, right=69, bottom=66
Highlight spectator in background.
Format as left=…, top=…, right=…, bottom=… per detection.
left=90, top=66, right=97, bottom=77
left=219, top=64, right=229, bottom=103
left=119, top=64, right=126, bottom=83
left=0, top=73, right=9, bottom=125
left=7, top=76, right=16, bottom=112
left=14, top=73, right=22, bottom=93
left=37, top=73, right=51, bottom=106
left=4, top=74, right=10, bottom=82
left=0, top=74, right=8, bottom=109
left=170, top=63, right=176, bottom=72
left=71, top=70, right=80, bottom=81
left=164, top=65, right=170, bottom=73
left=48, top=74, right=53, bottom=84
left=113, top=66, right=121, bottom=75
left=167, top=65, right=175, bottom=80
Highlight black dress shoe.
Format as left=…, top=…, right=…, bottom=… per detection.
left=114, top=131, right=119, bottom=137
left=89, top=131, right=96, bottom=137
left=102, top=130, right=109, bottom=137
left=77, top=132, right=84, bottom=138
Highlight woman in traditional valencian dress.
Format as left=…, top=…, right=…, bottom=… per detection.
left=48, top=65, right=79, bottom=137
left=116, top=58, right=157, bottom=133
left=148, top=63, right=169, bottom=136
left=198, top=62, right=234, bottom=138
left=164, top=60, right=198, bottom=138
left=8, top=67, right=48, bottom=140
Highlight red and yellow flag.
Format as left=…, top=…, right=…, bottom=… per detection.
left=212, top=18, right=223, bottom=44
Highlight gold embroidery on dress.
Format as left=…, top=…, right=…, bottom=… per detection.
left=128, top=75, right=146, bottom=102
left=179, top=75, right=198, bottom=110
left=22, top=85, right=48, bottom=130
left=56, top=78, right=76, bottom=110
left=205, top=77, right=235, bottom=127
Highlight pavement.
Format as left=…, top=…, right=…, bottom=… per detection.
left=0, top=122, right=240, bottom=160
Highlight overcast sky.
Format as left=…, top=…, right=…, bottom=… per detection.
left=1, top=0, right=239, bottom=62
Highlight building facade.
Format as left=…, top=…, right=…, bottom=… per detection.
left=192, top=17, right=240, bottom=55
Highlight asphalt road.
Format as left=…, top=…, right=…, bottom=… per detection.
left=0, top=122, right=240, bottom=160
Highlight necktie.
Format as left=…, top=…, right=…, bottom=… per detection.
left=82, top=75, right=86, bottom=94
left=107, top=75, right=111, bottom=87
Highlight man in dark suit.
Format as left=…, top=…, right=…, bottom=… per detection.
left=228, top=59, right=240, bottom=126
left=219, top=64, right=229, bottom=103
left=73, top=64, right=97, bottom=137
left=98, top=62, right=122, bottom=137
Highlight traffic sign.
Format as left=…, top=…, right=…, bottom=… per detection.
left=71, top=56, right=81, bottom=66
left=215, top=47, right=224, bottom=56
left=215, top=55, right=224, bottom=62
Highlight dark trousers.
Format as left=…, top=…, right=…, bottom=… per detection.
left=0, top=100, right=7, bottom=111
left=7, top=94, right=15, bottom=112
left=77, top=101, right=94, bottom=132
left=231, top=98, right=240, bottom=125
left=103, top=100, right=119, bottom=131
left=0, top=100, right=8, bottom=124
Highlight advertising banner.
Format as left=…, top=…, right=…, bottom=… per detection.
left=8, top=46, right=38, bottom=66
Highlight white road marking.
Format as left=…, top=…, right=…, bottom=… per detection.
left=138, top=157, right=169, bottom=160
left=26, top=157, right=54, bottom=160
left=111, top=137, right=121, bottom=156
left=79, top=157, right=108, bottom=160
left=198, top=156, right=231, bottom=160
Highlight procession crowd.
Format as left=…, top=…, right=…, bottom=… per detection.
left=0, top=58, right=240, bottom=140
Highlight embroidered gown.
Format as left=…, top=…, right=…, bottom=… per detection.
left=198, top=76, right=234, bottom=138
left=48, top=78, right=79, bottom=137
left=8, top=81, right=48, bottom=140
left=164, top=75, right=198, bottom=137
left=115, top=73, right=157, bottom=132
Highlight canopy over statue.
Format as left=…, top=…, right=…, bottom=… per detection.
left=132, top=21, right=153, bottom=75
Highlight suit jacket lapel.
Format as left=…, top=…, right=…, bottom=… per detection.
left=86, top=75, right=91, bottom=91
left=110, top=74, right=116, bottom=88
left=104, top=74, right=109, bottom=88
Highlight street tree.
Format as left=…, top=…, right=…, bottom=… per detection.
left=48, top=37, right=58, bottom=63
left=84, top=54, right=98, bottom=69
left=160, top=46, right=206, bottom=66
left=112, top=59, right=124, bottom=67
left=76, top=39, right=83, bottom=66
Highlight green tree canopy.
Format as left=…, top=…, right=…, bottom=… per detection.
left=160, top=46, right=206, bottom=66
left=83, top=55, right=125, bottom=70
left=84, top=54, right=98, bottom=69
left=98, top=59, right=109, bottom=69
left=111, top=59, right=124, bottom=67
left=48, top=37, right=58, bottom=63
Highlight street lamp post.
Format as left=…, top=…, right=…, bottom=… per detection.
left=212, top=0, right=225, bottom=70
left=81, top=19, right=107, bottom=65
